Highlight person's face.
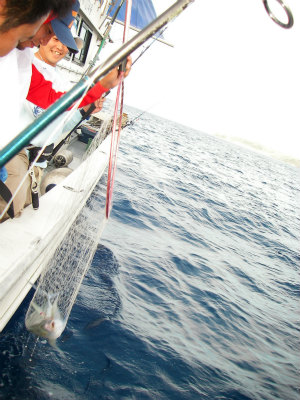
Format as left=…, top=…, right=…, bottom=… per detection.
left=38, top=36, right=69, bottom=67
left=17, top=22, right=54, bottom=50
left=0, top=13, right=47, bottom=57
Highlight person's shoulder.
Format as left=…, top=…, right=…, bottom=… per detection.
left=0, top=49, right=19, bottom=79
left=52, top=67, right=73, bottom=91
left=32, top=56, right=44, bottom=68
left=0, top=48, right=18, bottom=65
left=33, top=56, right=54, bottom=74
left=15, top=47, right=34, bottom=61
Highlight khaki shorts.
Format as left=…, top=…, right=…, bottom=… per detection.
left=0, top=150, right=32, bottom=222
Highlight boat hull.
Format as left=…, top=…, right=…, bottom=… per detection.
left=0, top=136, right=110, bottom=332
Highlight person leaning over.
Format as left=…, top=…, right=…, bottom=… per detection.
left=0, top=0, right=74, bottom=57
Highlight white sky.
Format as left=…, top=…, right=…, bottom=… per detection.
left=109, top=0, right=300, bottom=159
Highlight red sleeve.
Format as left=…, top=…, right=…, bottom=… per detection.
left=27, top=64, right=109, bottom=109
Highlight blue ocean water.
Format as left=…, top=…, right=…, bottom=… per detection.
left=0, top=107, right=299, bottom=400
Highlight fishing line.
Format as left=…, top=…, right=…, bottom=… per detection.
left=83, top=0, right=126, bottom=77
left=104, top=8, right=170, bottom=217
left=105, top=78, right=124, bottom=219
left=123, top=101, right=161, bottom=128
left=105, top=0, right=132, bottom=219
left=131, top=26, right=168, bottom=67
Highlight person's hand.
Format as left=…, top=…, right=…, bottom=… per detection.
left=100, top=56, right=132, bottom=90
left=82, top=96, right=105, bottom=114
left=93, top=96, right=105, bottom=113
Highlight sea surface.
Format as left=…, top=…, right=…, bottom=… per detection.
left=0, top=106, right=299, bottom=400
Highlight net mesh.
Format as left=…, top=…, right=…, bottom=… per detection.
left=24, top=103, right=118, bottom=337
left=25, top=181, right=108, bottom=326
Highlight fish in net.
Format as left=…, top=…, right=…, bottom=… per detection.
left=24, top=113, right=114, bottom=348
left=25, top=179, right=108, bottom=348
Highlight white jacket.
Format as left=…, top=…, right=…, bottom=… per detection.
left=0, top=49, right=33, bottom=150
left=20, top=52, right=81, bottom=150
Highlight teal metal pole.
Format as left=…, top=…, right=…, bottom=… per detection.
left=0, top=78, right=90, bottom=168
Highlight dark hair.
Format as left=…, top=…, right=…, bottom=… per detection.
left=0, top=0, right=74, bottom=33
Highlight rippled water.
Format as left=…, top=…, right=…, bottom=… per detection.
left=0, top=107, right=299, bottom=399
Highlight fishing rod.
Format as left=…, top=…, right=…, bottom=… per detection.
left=122, top=103, right=157, bottom=129
left=120, top=27, right=169, bottom=129
left=54, top=31, right=165, bottom=153
left=132, top=26, right=168, bottom=67
left=53, top=66, right=154, bottom=156
left=83, top=0, right=126, bottom=77
left=0, top=0, right=195, bottom=169
left=55, top=25, right=166, bottom=148
left=55, top=25, right=169, bottom=148
left=52, top=25, right=160, bottom=156
left=52, top=2, right=126, bottom=156
left=51, top=89, right=111, bottom=158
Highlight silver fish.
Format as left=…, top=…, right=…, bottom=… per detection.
left=25, top=294, right=66, bottom=349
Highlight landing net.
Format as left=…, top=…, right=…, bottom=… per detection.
left=24, top=111, right=113, bottom=333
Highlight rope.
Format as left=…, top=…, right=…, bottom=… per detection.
left=105, top=0, right=132, bottom=219
left=105, top=78, right=124, bottom=219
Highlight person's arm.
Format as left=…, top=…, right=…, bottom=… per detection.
left=27, top=57, right=132, bottom=110
left=26, top=64, right=109, bottom=109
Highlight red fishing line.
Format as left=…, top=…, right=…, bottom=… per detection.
left=105, top=77, right=125, bottom=219
left=105, top=0, right=132, bottom=219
